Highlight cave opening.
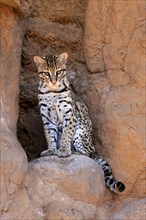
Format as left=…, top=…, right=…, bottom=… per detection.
left=17, top=106, right=47, bottom=161
left=16, top=0, right=88, bottom=161
left=17, top=50, right=47, bottom=161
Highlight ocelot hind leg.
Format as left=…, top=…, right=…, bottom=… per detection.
left=73, top=127, right=95, bottom=156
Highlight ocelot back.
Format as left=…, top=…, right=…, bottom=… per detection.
left=34, top=52, right=125, bottom=193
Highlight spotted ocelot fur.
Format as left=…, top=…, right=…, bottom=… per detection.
left=34, top=52, right=125, bottom=193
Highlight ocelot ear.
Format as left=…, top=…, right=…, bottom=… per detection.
left=34, top=56, right=44, bottom=67
left=58, top=52, right=68, bottom=64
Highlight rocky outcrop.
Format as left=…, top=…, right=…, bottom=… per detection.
left=111, top=198, right=146, bottom=220
left=1, top=0, right=145, bottom=219
left=27, top=155, right=106, bottom=220
left=0, top=2, right=28, bottom=216
left=28, top=156, right=105, bottom=205
left=1, top=154, right=107, bottom=220
left=84, top=0, right=145, bottom=200
left=18, top=0, right=145, bottom=199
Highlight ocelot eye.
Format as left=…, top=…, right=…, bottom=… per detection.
left=43, top=72, right=50, bottom=77
left=56, top=70, right=62, bottom=76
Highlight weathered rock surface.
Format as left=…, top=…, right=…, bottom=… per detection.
left=1, top=155, right=107, bottom=220
left=28, top=156, right=105, bottom=204
left=0, top=2, right=28, bottom=216
left=111, top=198, right=146, bottom=220
left=1, top=0, right=146, bottom=219
left=84, top=0, right=146, bottom=200
left=27, top=17, right=83, bottom=44
left=97, top=86, right=145, bottom=197
left=85, top=0, right=146, bottom=75
left=0, top=0, right=32, bottom=16
left=27, top=155, right=106, bottom=220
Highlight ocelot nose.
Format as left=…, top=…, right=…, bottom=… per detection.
left=52, top=80, right=57, bottom=85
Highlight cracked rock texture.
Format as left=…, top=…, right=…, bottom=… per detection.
left=27, top=156, right=106, bottom=220
left=0, top=2, right=28, bottom=217
left=1, top=0, right=145, bottom=219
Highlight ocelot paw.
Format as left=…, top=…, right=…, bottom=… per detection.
left=57, top=148, right=72, bottom=157
left=116, top=181, right=125, bottom=192
left=40, top=149, right=55, bottom=157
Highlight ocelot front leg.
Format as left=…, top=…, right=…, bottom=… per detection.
left=57, top=111, right=77, bottom=157
left=40, top=104, right=58, bottom=156
left=41, top=122, right=58, bottom=156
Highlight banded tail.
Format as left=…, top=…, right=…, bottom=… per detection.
left=92, top=153, right=125, bottom=193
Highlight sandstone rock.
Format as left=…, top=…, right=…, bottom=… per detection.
left=1, top=188, right=34, bottom=220
left=125, top=23, right=146, bottom=87
left=84, top=0, right=106, bottom=73
left=26, top=155, right=106, bottom=219
left=43, top=202, right=109, bottom=220
left=84, top=0, right=145, bottom=200
left=0, top=2, right=31, bottom=219
left=1, top=0, right=146, bottom=219
left=27, top=17, right=83, bottom=45
left=96, top=86, right=145, bottom=198
left=31, top=0, right=87, bottom=24
left=84, top=0, right=146, bottom=75
left=28, top=155, right=105, bottom=206
left=107, top=70, right=130, bottom=87
left=0, top=0, right=32, bottom=17
left=0, top=0, right=20, bottom=9
left=43, top=201, right=83, bottom=220
left=0, top=4, right=32, bottom=189
left=111, top=198, right=146, bottom=220
left=18, top=0, right=145, bottom=202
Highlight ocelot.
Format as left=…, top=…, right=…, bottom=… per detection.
left=34, top=52, right=125, bottom=193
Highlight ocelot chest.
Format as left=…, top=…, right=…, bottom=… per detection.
left=39, top=91, right=76, bottom=129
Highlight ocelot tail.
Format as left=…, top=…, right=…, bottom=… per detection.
left=34, top=52, right=125, bottom=193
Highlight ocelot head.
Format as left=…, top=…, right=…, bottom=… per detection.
left=34, top=52, right=69, bottom=91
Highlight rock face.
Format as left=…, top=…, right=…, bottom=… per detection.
left=17, top=0, right=145, bottom=199
left=84, top=0, right=145, bottom=200
left=111, top=198, right=146, bottom=220
left=0, top=2, right=28, bottom=216
left=27, top=156, right=106, bottom=220
left=1, top=0, right=145, bottom=219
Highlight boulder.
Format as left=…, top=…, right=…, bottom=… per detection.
left=111, top=198, right=146, bottom=220
left=27, top=155, right=106, bottom=219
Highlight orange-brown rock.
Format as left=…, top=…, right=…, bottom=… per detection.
left=28, top=155, right=106, bottom=219
left=1, top=0, right=145, bottom=219
left=0, top=2, right=28, bottom=216
left=84, top=0, right=145, bottom=199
